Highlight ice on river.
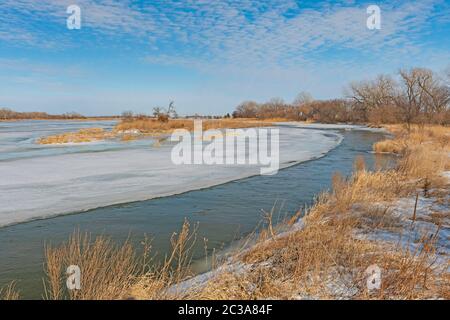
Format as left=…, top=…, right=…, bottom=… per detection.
left=0, top=120, right=343, bottom=227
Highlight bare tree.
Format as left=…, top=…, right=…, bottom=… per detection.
left=234, top=101, right=259, bottom=118
left=293, top=91, right=313, bottom=106
left=167, top=101, right=178, bottom=119
left=397, top=68, right=449, bottom=127
left=152, top=107, right=162, bottom=117
left=348, top=75, right=397, bottom=123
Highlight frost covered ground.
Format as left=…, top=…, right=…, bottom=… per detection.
left=355, top=173, right=450, bottom=258
left=0, top=120, right=349, bottom=227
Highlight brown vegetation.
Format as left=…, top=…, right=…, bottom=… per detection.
left=37, top=118, right=273, bottom=145
left=0, top=281, right=20, bottom=300
left=44, top=232, right=140, bottom=300
left=114, top=118, right=271, bottom=135
left=37, top=128, right=114, bottom=144
left=42, top=221, right=197, bottom=300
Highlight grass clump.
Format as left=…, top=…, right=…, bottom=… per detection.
left=37, top=128, right=113, bottom=144
left=0, top=281, right=20, bottom=300
left=42, top=220, right=196, bottom=300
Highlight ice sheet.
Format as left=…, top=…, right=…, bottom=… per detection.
left=0, top=121, right=343, bottom=227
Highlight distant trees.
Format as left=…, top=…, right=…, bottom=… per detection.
left=121, top=110, right=134, bottom=121
left=232, top=95, right=354, bottom=123
left=309, top=99, right=352, bottom=123
left=348, top=68, right=450, bottom=126
left=120, top=102, right=178, bottom=123
left=0, top=108, right=15, bottom=120
left=234, top=101, right=259, bottom=118
left=152, top=101, right=177, bottom=122
left=62, top=112, right=85, bottom=119
left=0, top=108, right=86, bottom=120
left=234, top=98, right=303, bottom=120
left=232, top=67, right=449, bottom=125
left=293, top=91, right=313, bottom=106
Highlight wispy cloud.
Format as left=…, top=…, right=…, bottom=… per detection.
left=1, top=0, right=448, bottom=69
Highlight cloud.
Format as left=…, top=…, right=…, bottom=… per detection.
left=1, top=0, right=448, bottom=70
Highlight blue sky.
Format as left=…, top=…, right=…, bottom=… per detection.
left=0, top=0, right=449, bottom=116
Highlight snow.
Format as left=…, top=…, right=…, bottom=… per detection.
left=276, top=122, right=387, bottom=132
left=0, top=121, right=343, bottom=227
left=355, top=180, right=450, bottom=258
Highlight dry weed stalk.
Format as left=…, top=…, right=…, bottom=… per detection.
left=0, top=281, right=20, bottom=300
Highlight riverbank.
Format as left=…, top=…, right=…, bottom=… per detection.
left=163, top=124, right=448, bottom=300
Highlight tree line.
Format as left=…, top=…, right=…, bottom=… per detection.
left=0, top=108, right=86, bottom=120
left=233, top=67, right=450, bottom=126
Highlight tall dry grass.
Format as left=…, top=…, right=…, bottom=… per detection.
left=0, top=281, right=20, bottom=300
left=43, top=231, right=140, bottom=300
left=43, top=220, right=197, bottom=300
left=374, top=125, right=449, bottom=184
left=114, top=118, right=269, bottom=134
left=131, top=220, right=198, bottom=299
left=373, top=125, right=450, bottom=155
left=37, top=128, right=114, bottom=144
left=38, top=118, right=273, bottom=144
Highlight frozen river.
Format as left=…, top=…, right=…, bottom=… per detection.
left=0, top=120, right=342, bottom=227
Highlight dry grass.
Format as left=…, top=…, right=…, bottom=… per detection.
left=374, top=125, right=450, bottom=182
left=114, top=118, right=271, bottom=135
left=399, top=145, right=449, bottom=179
left=131, top=220, right=198, bottom=299
left=373, top=139, right=406, bottom=154
left=37, top=118, right=272, bottom=145
left=0, top=281, right=20, bottom=300
left=374, top=124, right=450, bottom=155
left=43, top=231, right=141, bottom=300
left=120, top=134, right=138, bottom=142
left=37, top=128, right=114, bottom=144
left=42, top=220, right=196, bottom=300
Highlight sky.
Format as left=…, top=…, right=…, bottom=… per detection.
left=0, top=0, right=449, bottom=116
